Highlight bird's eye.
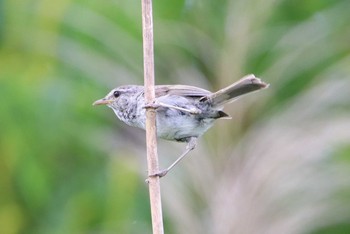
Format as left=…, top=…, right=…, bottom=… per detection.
left=113, top=91, right=120, bottom=98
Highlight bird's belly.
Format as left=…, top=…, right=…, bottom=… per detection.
left=156, top=113, right=215, bottom=141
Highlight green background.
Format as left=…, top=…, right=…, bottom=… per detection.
left=1, top=0, right=350, bottom=233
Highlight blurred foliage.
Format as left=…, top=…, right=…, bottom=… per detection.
left=1, top=0, right=350, bottom=233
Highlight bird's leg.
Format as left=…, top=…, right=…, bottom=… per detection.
left=149, top=137, right=197, bottom=178
left=144, top=101, right=201, bottom=115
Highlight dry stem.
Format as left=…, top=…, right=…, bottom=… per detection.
left=141, top=0, right=164, bottom=233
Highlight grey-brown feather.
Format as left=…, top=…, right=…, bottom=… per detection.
left=155, top=85, right=211, bottom=98
left=206, top=74, right=268, bottom=107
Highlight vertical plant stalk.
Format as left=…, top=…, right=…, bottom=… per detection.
left=141, top=0, right=164, bottom=233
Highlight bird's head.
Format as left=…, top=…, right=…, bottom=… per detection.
left=92, top=85, right=143, bottom=110
left=93, top=88, right=122, bottom=107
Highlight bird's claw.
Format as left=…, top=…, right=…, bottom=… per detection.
left=143, top=101, right=160, bottom=110
left=148, top=169, right=168, bottom=178
left=144, top=170, right=168, bottom=183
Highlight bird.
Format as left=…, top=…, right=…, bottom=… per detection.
left=93, top=74, right=269, bottom=177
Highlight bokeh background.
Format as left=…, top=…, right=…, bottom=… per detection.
left=1, top=0, right=350, bottom=233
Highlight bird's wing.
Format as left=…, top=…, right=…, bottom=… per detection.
left=155, top=85, right=211, bottom=98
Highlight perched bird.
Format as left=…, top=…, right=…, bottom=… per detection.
left=93, top=74, right=269, bottom=177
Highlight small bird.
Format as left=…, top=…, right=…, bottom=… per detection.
left=93, top=74, right=269, bottom=177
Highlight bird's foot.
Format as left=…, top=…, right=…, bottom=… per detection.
left=145, top=169, right=168, bottom=183
left=143, top=101, right=160, bottom=110
left=149, top=169, right=168, bottom=178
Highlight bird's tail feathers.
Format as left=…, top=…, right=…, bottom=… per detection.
left=205, top=74, right=269, bottom=107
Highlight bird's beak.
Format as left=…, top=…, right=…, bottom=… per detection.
left=92, top=98, right=113, bottom=106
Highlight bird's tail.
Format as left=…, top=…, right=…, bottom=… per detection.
left=204, top=74, right=269, bottom=107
